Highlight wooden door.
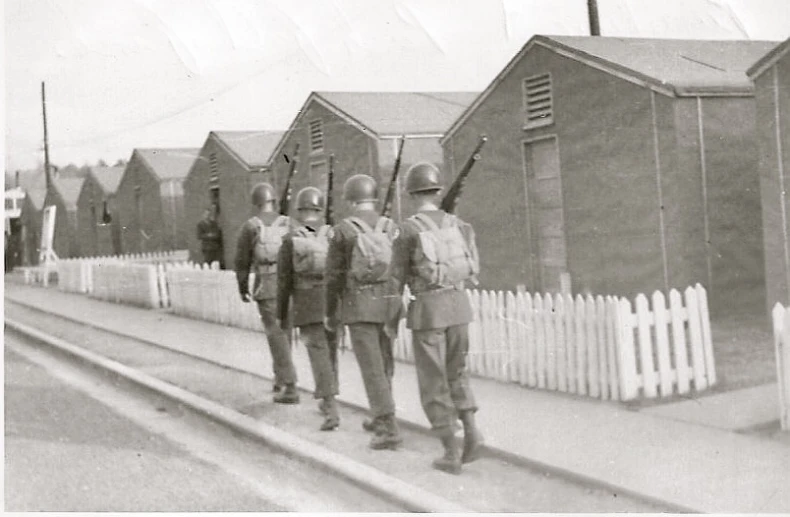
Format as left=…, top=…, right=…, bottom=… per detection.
left=523, top=136, right=567, bottom=292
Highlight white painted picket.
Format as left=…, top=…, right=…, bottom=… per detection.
left=392, top=283, right=715, bottom=401
left=771, top=304, right=790, bottom=431
left=89, top=262, right=161, bottom=308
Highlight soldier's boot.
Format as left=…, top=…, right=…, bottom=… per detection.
left=460, top=411, right=484, bottom=464
left=318, top=398, right=330, bottom=416
left=273, top=383, right=300, bottom=404
left=432, top=429, right=462, bottom=475
left=362, top=418, right=376, bottom=432
left=319, top=396, right=340, bottom=431
left=369, top=415, right=403, bottom=450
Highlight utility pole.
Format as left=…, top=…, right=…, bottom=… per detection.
left=588, top=0, right=601, bottom=36
left=42, top=81, right=52, bottom=190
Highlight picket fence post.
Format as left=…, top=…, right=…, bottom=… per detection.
left=772, top=304, right=790, bottom=431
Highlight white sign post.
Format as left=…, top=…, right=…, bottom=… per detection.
left=39, top=205, right=58, bottom=286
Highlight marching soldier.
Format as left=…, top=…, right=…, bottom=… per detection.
left=391, top=162, right=483, bottom=475
left=277, top=186, right=339, bottom=431
left=234, top=182, right=299, bottom=404
left=325, top=174, right=403, bottom=450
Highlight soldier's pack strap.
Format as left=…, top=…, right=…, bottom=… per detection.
left=409, top=212, right=457, bottom=233
left=344, top=216, right=391, bottom=235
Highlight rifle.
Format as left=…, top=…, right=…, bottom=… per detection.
left=381, top=135, right=406, bottom=217
left=440, top=135, right=487, bottom=214
left=325, top=154, right=335, bottom=226
left=324, top=153, right=342, bottom=365
left=279, top=143, right=300, bottom=216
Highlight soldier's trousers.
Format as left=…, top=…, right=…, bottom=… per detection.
left=299, top=323, right=338, bottom=399
left=256, top=298, right=297, bottom=386
left=348, top=323, right=396, bottom=418
left=412, top=324, right=477, bottom=433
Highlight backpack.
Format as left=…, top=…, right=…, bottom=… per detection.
left=253, top=215, right=290, bottom=267
left=346, top=216, right=396, bottom=285
left=409, top=212, right=479, bottom=289
left=292, top=225, right=331, bottom=279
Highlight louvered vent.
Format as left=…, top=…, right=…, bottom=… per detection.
left=523, top=73, right=553, bottom=128
left=209, top=152, right=219, bottom=188
left=309, top=119, right=324, bottom=152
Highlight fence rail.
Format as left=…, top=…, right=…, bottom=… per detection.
left=771, top=304, right=790, bottom=431
left=29, top=255, right=718, bottom=402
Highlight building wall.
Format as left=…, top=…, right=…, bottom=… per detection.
left=444, top=45, right=767, bottom=318
left=19, top=197, right=42, bottom=265
left=755, top=52, right=790, bottom=313
left=160, top=179, right=187, bottom=251
left=699, top=97, right=765, bottom=315
left=443, top=45, right=666, bottom=295
left=270, top=101, right=377, bottom=226
left=116, top=154, right=164, bottom=254
left=183, top=145, right=213, bottom=263
left=76, top=175, right=103, bottom=257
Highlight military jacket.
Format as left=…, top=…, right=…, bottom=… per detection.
left=325, top=208, right=402, bottom=325
left=277, top=223, right=326, bottom=328
left=234, top=212, right=291, bottom=300
left=391, top=209, right=475, bottom=330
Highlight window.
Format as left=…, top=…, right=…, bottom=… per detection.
left=309, top=119, right=324, bottom=153
left=523, top=73, right=553, bottom=129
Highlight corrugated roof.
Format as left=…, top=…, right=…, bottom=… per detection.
left=25, top=188, right=47, bottom=210
left=747, top=38, right=790, bottom=78
left=136, top=148, right=200, bottom=181
left=90, top=165, right=125, bottom=194
left=543, top=36, right=779, bottom=95
left=14, top=169, right=47, bottom=191
left=443, top=35, right=781, bottom=143
left=51, top=177, right=85, bottom=211
left=315, top=92, right=480, bottom=136
left=212, top=131, right=286, bottom=168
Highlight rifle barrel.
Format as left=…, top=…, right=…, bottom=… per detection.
left=381, top=136, right=406, bottom=217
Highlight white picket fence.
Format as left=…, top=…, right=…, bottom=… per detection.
left=390, top=284, right=715, bottom=401
left=771, top=304, right=790, bottom=431
left=55, top=250, right=192, bottom=295
left=33, top=254, right=719, bottom=401
left=90, top=262, right=163, bottom=309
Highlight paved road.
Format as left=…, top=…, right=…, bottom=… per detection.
left=4, top=333, right=397, bottom=512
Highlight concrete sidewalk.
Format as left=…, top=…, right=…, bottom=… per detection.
left=5, top=282, right=790, bottom=513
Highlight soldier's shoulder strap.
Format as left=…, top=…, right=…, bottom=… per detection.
left=344, top=216, right=374, bottom=234
left=409, top=212, right=441, bottom=232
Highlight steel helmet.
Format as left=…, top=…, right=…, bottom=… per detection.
left=250, top=182, right=276, bottom=206
left=405, top=162, right=442, bottom=194
left=342, top=174, right=378, bottom=203
left=295, top=186, right=325, bottom=211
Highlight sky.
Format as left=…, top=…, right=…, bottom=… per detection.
left=4, top=0, right=789, bottom=173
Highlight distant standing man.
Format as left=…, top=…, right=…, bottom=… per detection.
left=234, top=182, right=299, bottom=404
left=277, top=186, right=339, bottom=431
left=325, top=174, right=403, bottom=450
left=391, top=162, right=483, bottom=475
left=197, top=204, right=224, bottom=268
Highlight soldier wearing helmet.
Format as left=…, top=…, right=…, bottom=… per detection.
left=277, top=186, right=340, bottom=431
left=324, top=173, right=404, bottom=450
left=391, top=162, right=483, bottom=475
left=234, top=182, right=300, bottom=404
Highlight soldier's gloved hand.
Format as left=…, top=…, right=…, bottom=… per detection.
left=240, top=291, right=251, bottom=303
